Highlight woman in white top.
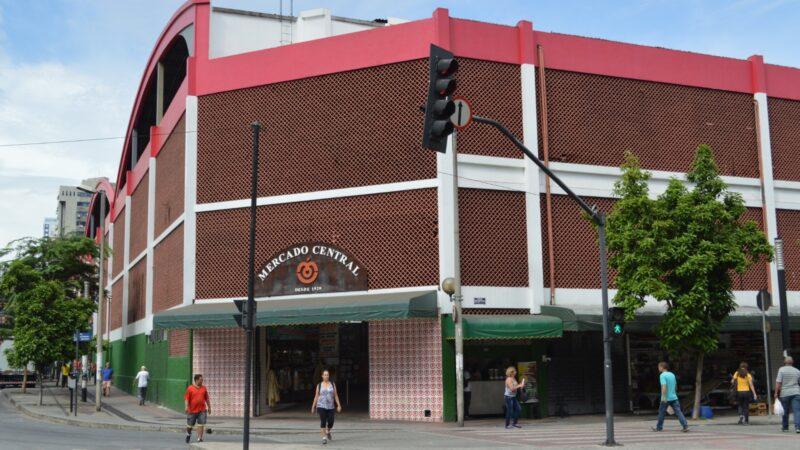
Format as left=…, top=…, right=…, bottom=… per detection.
left=504, top=366, right=525, bottom=429
left=311, top=369, right=342, bottom=445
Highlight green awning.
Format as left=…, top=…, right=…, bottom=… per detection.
left=540, top=305, right=800, bottom=333
left=442, top=314, right=563, bottom=340
left=154, top=291, right=437, bottom=329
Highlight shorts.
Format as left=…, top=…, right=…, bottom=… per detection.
left=187, top=411, right=208, bottom=428
left=318, top=408, right=335, bottom=429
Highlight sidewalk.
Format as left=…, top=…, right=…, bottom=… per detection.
left=2, top=381, right=788, bottom=438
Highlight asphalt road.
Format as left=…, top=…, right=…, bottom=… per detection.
left=0, top=396, right=268, bottom=450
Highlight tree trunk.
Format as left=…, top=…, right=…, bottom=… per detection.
left=21, top=367, right=28, bottom=394
left=691, top=352, right=705, bottom=420
left=38, top=370, right=44, bottom=406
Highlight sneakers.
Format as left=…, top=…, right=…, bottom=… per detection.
left=796, top=428, right=800, bottom=434
left=512, top=424, right=522, bottom=429
left=185, top=433, right=191, bottom=444
left=651, top=427, right=662, bottom=432
left=781, top=428, right=789, bottom=432
left=322, top=437, right=328, bottom=445
left=326, top=432, right=332, bottom=441
left=505, top=425, right=512, bottom=429
left=682, top=426, right=689, bottom=433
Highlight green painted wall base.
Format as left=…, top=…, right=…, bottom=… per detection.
left=109, top=332, right=191, bottom=412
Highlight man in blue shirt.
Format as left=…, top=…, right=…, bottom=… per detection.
left=652, top=361, right=689, bottom=432
left=101, top=362, right=114, bottom=397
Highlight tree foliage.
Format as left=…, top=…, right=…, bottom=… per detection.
left=608, top=146, right=772, bottom=355
left=0, top=236, right=98, bottom=373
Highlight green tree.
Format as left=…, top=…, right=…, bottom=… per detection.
left=0, top=236, right=98, bottom=405
left=607, top=146, right=772, bottom=419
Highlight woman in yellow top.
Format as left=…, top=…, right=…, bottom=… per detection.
left=731, top=362, right=757, bottom=424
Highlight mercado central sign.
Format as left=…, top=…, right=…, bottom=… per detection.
left=255, top=243, right=368, bottom=297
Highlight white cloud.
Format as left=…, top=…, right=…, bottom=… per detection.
left=0, top=56, right=131, bottom=247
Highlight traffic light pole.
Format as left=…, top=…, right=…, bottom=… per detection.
left=472, top=115, right=616, bottom=446
left=242, top=122, right=261, bottom=450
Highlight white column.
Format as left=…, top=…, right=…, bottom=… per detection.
left=183, top=96, right=198, bottom=306
left=122, top=196, right=131, bottom=340
left=145, top=158, right=156, bottom=332
left=755, top=92, right=780, bottom=296
left=437, top=136, right=456, bottom=314
left=521, top=64, right=545, bottom=314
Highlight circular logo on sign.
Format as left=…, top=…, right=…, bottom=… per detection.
left=296, top=257, right=319, bottom=285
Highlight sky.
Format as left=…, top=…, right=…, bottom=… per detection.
left=0, top=0, right=798, bottom=247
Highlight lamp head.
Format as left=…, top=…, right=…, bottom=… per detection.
left=441, top=277, right=456, bottom=296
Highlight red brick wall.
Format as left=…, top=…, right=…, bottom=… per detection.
left=459, top=189, right=527, bottom=286
left=195, top=189, right=438, bottom=299
left=769, top=98, right=800, bottom=181
left=169, top=329, right=190, bottom=357
left=155, top=115, right=185, bottom=236
left=127, top=257, right=146, bottom=324
left=454, top=59, right=522, bottom=158
left=777, top=209, right=800, bottom=290
left=110, top=279, right=123, bottom=331
left=537, top=70, right=759, bottom=177
left=129, top=173, right=148, bottom=259
left=197, top=60, right=435, bottom=204
left=112, top=209, right=126, bottom=276
left=541, top=194, right=767, bottom=289
left=153, top=224, right=183, bottom=313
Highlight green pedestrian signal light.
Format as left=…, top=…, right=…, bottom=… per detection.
left=609, top=307, right=625, bottom=337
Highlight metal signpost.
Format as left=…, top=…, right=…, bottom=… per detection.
left=757, top=289, right=773, bottom=412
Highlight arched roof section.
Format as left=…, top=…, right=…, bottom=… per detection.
left=83, top=178, right=116, bottom=238
left=112, top=0, right=206, bottom=197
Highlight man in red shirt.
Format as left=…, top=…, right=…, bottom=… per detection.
left=184, top=374, right=211, bottom=443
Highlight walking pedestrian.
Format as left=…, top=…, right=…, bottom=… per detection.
left=184, top=374, right=211, bottom=444
left=60, top=362, right=69, bottom=388
left=652, top=361, right=689, bottom=432
left=134, top=366, right=150, bottom=406
left=504, top=366, right=525, bottom=429
left=311, top=369, right=342, bottom=445
left=774, top=356, right=800, bottom=433
left=101, top=362, right=113, bottom=397
left=731, top=362, right=757, bottom=424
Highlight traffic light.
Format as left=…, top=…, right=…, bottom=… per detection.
left=233, top=299, right=249, bottom=329
left=609, top=307, right=625, bottom=337
left=422, top=44, right=458, bottom=153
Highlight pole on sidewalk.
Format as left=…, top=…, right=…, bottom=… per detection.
left=775, top=239, right=791, bottom=357
left=758, top=289, right=773, bottom=412
left=96, top=189, right=105, bottom=411
left=448, top=131, right=465, bottom=427
left=243, top=122, right=261, bottom=450
left=471, top=115, right=616, bottom=445
left=74, top=330, right=79, bottom=417
left=598, top=216, right=615, bottom=445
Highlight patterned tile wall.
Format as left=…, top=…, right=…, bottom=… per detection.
left=193, top=328, right=248, bottom=417
left=369, top=318, right=443, bottom=422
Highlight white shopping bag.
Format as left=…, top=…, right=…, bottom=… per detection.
left=774, top=399, right=784, bottom=416
left=666, top=405, right=675, bottom=415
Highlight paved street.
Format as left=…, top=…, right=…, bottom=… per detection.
left=3, top=386, right=800, bottom=449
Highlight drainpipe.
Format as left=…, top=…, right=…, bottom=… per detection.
left=537, top=45, right=556, bottom=304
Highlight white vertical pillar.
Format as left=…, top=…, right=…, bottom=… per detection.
left=145, top=158, right=156, bottom=332
left=122, top=196, right=131, bottom=340
left=183, top=96, right=198, bottom=306
left=755, top=92, right=780, bottom=297
left=436, top=136, right=456, bottom=314
left=521, top=64, right=545, bottom=314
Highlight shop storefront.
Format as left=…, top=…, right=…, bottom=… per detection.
left=440, top=314, right=563, bottom=419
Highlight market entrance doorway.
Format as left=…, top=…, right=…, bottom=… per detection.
left=258, top=322, right=369, bottom=415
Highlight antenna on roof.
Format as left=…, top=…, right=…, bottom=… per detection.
left=279, top=0, right=293, bottom=46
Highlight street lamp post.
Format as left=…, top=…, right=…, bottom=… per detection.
left=77, top=185, right=106, bottom=411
